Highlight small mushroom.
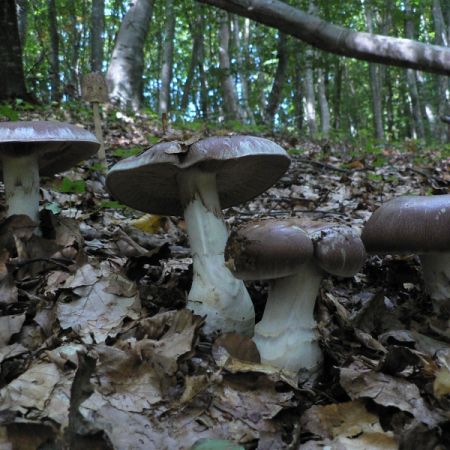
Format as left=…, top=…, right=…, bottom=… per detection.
left=81, top=72, right=109, bottom=164
left=106, top=135, right=290, bottom=336
left=0, top=121, right=99, bottom=223
left=361, top=194, right=450, bottom=315
left=225, top=219, right=366, bottom=375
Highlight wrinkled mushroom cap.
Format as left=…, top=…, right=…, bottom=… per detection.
left=106, top=135, right=290, bottom=216
left=299, top=220, right=366, bottom=277
left=0, top=121, right=99, bottom=177
left=362, top=195, right=450, bottom=254
left=225, top=219, right=314, bottom=280
left=225, top=218, right=366, bottom=280
left=81, top=72, right=109, bottom=103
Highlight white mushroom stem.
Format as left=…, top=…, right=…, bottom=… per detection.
left=253, top=263, right=323, bottom=374
left=3, top=153, right=40, bottom=222
left=420, top=253, right=450, bottom=312
left=178, top=168, right=255, bottom=336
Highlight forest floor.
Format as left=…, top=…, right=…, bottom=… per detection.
left=0, top=108, right=449, bottom=450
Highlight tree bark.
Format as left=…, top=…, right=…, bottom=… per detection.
left=317, top=68, right=330, bottom=136
left=364, top=3, right=384, bottom=141
left=106, top=0, right=154, bottom=110
left=265, top=33, right=289, bottom=127
left=197, top=0, right=450, bottom=75
left=0, top=0, right=28, bottom=101
left=433, top=0, right=449, bottom=143
left=16, top=0, right=28, bottom=46
left=48, top=0, right=61, bottom=102
left=404, top=0, right=425, bottom=139
left=159, top=0, right=175, bottom=115
left=218, top=11, right=243, bottom=121
left=232, top=16, right=254, bottom=124
left=91, top=0, right=105, bottom=72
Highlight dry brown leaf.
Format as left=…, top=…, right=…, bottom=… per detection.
left=0, top=314, right=26, bottom=347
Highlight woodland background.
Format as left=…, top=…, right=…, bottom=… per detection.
left=0, top=0, right=449, bottom=145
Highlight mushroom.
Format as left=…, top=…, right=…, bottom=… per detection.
left=81, top=72, right=109, bottom=164
left=225, top=219, right=366, bottom=374
left=361, top=194, right=450, bottom=315
left=0, top=121, right=99, bottom=223
left=106, top=135, right=290, bottom=335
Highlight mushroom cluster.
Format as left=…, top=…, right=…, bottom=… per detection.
left=225, top=219, right=366, bottom=375
left=0, top=121, right=99, bottom=223
left=106, top=135, right=290, bottom=336
left=362, top=194, right=450, bottom=316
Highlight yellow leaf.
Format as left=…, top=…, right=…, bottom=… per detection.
left=130, top=214, right=163, bottom=234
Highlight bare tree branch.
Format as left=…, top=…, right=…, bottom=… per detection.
left=197, top=0, right=450, bottom=75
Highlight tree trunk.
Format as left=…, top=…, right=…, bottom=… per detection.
left=197, top=12, right=209, bottom=120
left=198, top=0, right=450, bottom=75
left=265, top=33, right=289, bottom=128
left=16, top=0, right=28, bottom=46
left=232, top=16, right=254, bottom=124
left=404, top=0, right=425, bottom=139
left=159, top=0, right=175, bottom=115
left=218, top=11, right=243, bottom=121
left=106, top=0, right=154, bottom=111
left=91, top=0, right=105, bottom=72
left=317, top=68, right=330, bottom=136
left=292, top=53, right=304, bottom=131
left=48, top=0, right=61, bottom=102
left=364, top=3, right=384, bottom=141
left=0, top=0, right=28, bottom=101
left=333, top=60, right=342, bottom=130
left=433, top=0, right=449, bottom=143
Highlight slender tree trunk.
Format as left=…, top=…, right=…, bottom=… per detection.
left=317, top=68, right=330, bottom=136
left=433, top=0, right=449, bottom=142
left=232, top=16, right=254, bottom=124
left=197, top=12, right=209, bottom=120
left=265, top=33, right=289, bottom=128
left=106, top=0, right=154, bottom=110
left=91, top=0, right=105, bottom=72
left=159, top=0, right=175, bottom=115
left=333, top=60, right=342, bottom=130
left=65, top=1, right=81, bottom=100
left=48, top=0, right=61, bottom=102
left=292, top=53, right=304, bottom=131
left=404, top=0, right=425, bottom=139
left=0, top=0, right=28, bottom=100
left=16, top=0, right=28, bottom=46
left=218, top=11, right=243, bottom=121
left=364, top=3, right=384, bottom=141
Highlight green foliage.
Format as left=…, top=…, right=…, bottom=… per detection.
left=112, top=147, right=143, bottom=159
left=98, top=200, right=127, bottom=210
left=55, top=177, right=86, bottom=194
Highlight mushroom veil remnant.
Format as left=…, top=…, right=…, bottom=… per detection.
left=225, top=219, right=366, bottom=375
left=0, top=121, right=99, bottom=222
left=362, top=194, right=450, bottom=315
left=106, top=135, right=290, bottom=335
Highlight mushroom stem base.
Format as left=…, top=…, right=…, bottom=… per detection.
left=420, top=253, right=450, bottom=315
left=253, top=264, right=323, bottom=374
left=3, top=153, right=40, bottom=222
left=179, top=168, right=255, bottom=336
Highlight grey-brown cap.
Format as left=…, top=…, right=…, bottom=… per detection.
left=299, top=220, right=366, bottom=277
left=0, top=121, right=99, bottom=177
left=225, top=219, right=314, bottom=280
left=81, top=72, right=109, bottom=103
left=362, top=194, right=450, bottom=254
left=225, top=218, right=366, bottom=280
left=106, top=135, right=290, bottom=216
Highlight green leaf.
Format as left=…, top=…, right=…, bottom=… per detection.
left=44, top=202, right=61, bottom=214
left=0, top=104, right=19, bottom=121
left=99, top=200, right=127, bottom=210
left=112, top=147, right=143, bottom=159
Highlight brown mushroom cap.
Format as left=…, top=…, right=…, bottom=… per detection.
left=0, top=121, right=99, bottom=177
left=362, top=195, right=450, bottom=254
left=225, top=219, right=314, bottom=280
left=106, top=135, right=290, bottom=216
left=299, top=221, right=366, bottom=277
left=81, top=72, right=109, bottom=103
left=225, top=218, right=366, bottom=280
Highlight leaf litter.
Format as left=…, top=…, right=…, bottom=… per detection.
left=0, top=113, right=449, bottom=449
